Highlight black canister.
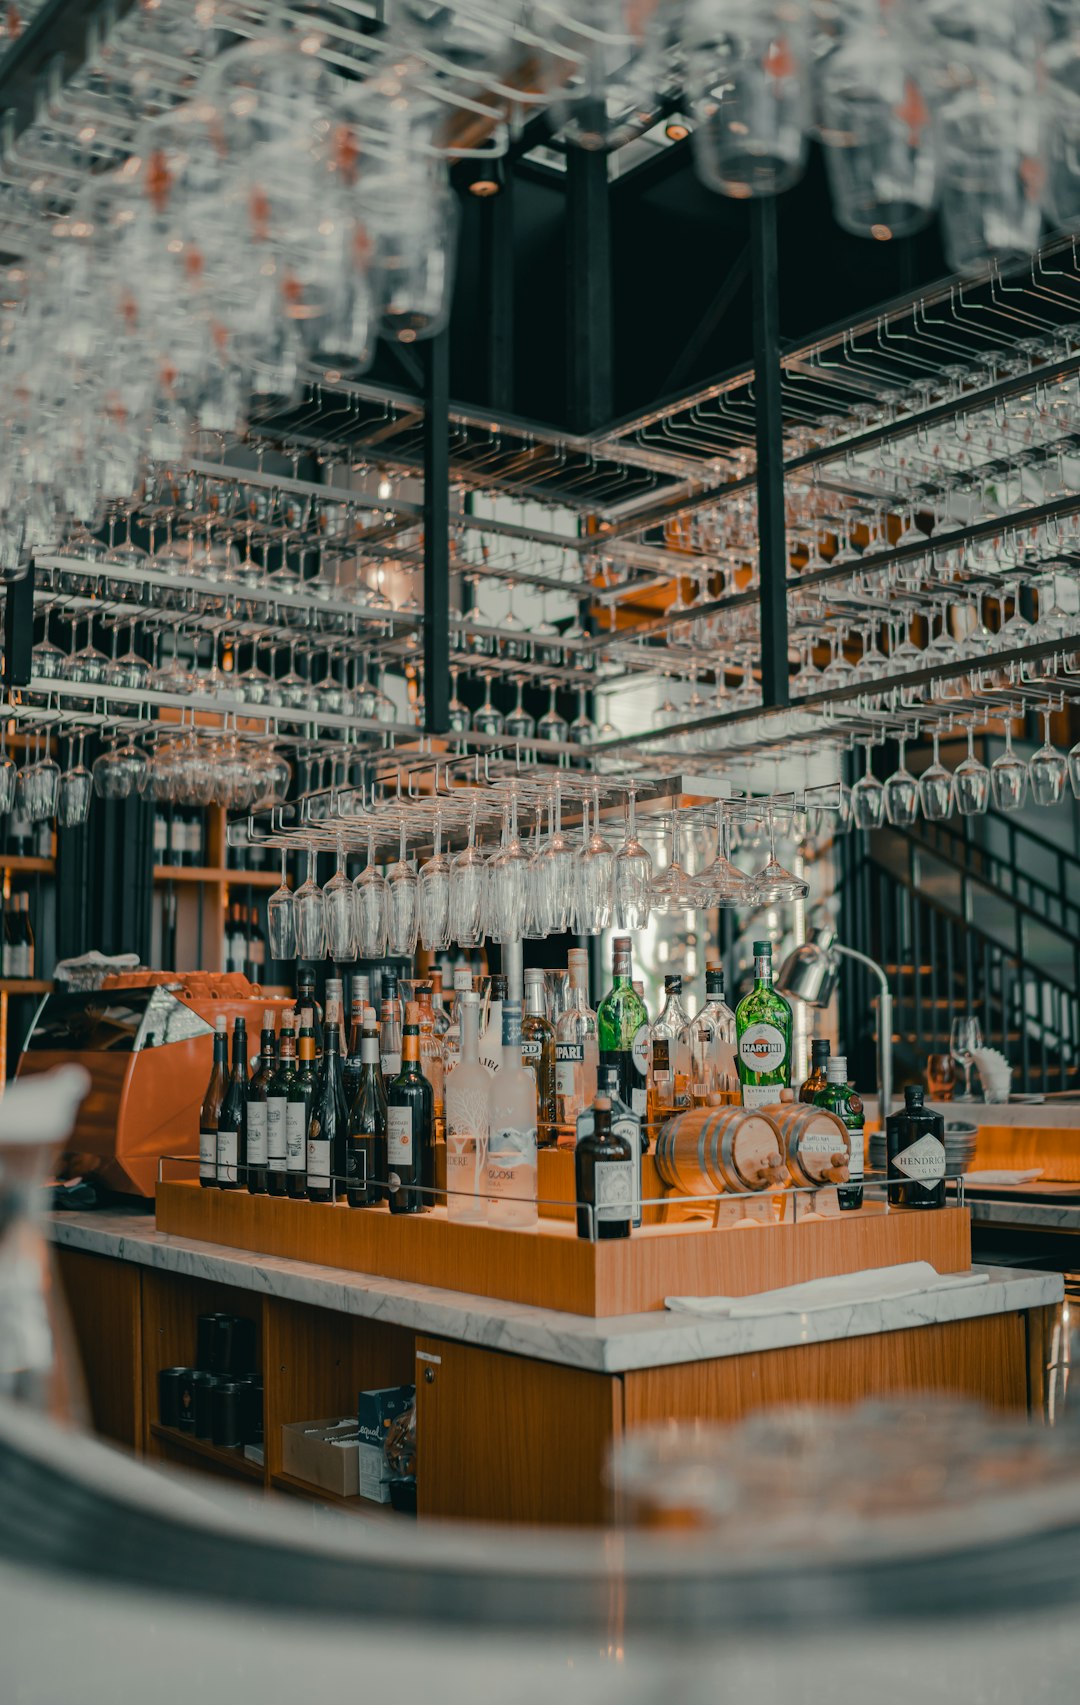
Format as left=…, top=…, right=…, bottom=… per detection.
left=212, top=1313, right=257, bottom=1377
left=158, top=1367, right=190, bottom=1430
left=237, top=1374, right=264, bottom=1446
left=196, top=1313, right=218, bottom=1373
left=191, top=1370, right=215, bottom=1438
left=211, top=1380, right=242, bottom=1449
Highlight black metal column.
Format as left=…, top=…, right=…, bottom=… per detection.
left=566, top=131, right=613, bottom=434
left=2, top=561, right=35, bottom=689
left=751, top=198, right=790, bottom=709
left=423, top=327, right=450, bottom=735
left=482, top=169, right=515, bottom=412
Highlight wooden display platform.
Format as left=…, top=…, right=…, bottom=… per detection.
left=156, top=1181, right=971, bottom=1318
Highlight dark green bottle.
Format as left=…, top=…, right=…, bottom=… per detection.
left=215, top=1018, right=248, bottom=1191
left=286, top=1008, right=317, bottom=1200
left=347, top=1015, right=386, bottom=1208
left=246, top=1009, right=278, bottom=1197
left=814, top=1053, right=864, bottom=1211
left=386, top=1003, right=434, bottom=1215
left=306, top=996, right=349, bottom=1205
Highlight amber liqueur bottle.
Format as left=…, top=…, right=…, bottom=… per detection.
left=799, top=1039, right=830, bottom=1104
left=574, top=1095, right=633, bottom=1240
left=347, top=1010, right=387, bottom=1208
left=887, top=1084, right=946, bottom=1209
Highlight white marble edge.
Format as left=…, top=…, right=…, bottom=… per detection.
left=969, top=1197, right=1080, bottom=1232
left=48, top=1210, right=1064, bottom=1377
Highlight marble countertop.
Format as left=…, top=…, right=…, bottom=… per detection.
left=48, top=1207, right=1064, bottom=1375
left=968, top=1192, right=1080, bottom=1233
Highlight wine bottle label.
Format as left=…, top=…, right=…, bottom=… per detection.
left=848, top=1127, right=865, bottom=1182
left=246, top=1103, right=268, bottom=1167
left=611, top=1111, right=643, bottom=1227
left=266, top=1099, right=287, bottom=1169
left=382, top=1052, right=401, bottom=1079
left=521, top=1039, right=542, bottom=1061
left=651, top=1038, right=671, bottom=1078
left=891, top=1133, right=945, bottom=1182
left=387, top=1105, right=413, bottom=1165
left=796, top=1123, right=843, bottom=1155
left=347, top=1145, right=367, bottom=1187
left=595, top=1160, right=633, bottom=1223
left=199, top=1129, right=216, bottom=1179
left=738, top=1023, right=787, bottom=1073
left=486, top=1127, right=537, bottom=1198
left=216, top=1128, right=238, bottom=1184
left=631, top=1025, right=650, bottom=1077
left=555, top=1043, right=584, bottom=1096
left=285, top=1103, right=308, bottom=1170
left=307, top=1132, right=331, bottom=1185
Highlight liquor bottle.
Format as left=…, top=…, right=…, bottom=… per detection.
left=735, top=940, right=792, bottom=1106
left=442, top=968, right=474, bottom=1077
left=799, top=1038, right=831, bottom=1105
left=152, top=805, right=168, bottom=867
left=265, top=1016, right=295, bottom=1197
left=430, top=970, right=451, bottom=1038
left=248, top=905, right=266, bottom=983
left=688, top=965, right=737, bottom=1104
left=596, top=1061, right=644, bottom=1228
left=286, top=1008, right=317, bottom=1200
left=596, top=936, right=649, bottom=1124
left=350, top=972, right=370, bottom=1017
left=445, top=991, right=490, bottom=1223
left=647, top=974, right=692, bottom=1125
left=245, top=1009, right=277, bottom=1196
left=814, top=1054, right=865, bottom=1211
left=522, top=967, right=557, bottom=1143
left=343, top=994, right=366, bottom=1107
left=169, top=806, right=186, bottom=870
left=555, top=947, right=599, bottom=1134
left=386, top=1003, right=433, bottom=1215
left=380, top=972, right=402, bottom=1086
left=20, top=894, right=33, bottom=979
left=887, top=1084, right=946, bottom=1209
left=574, top=1094, right=633, bottom=1240
left=307, top=995, right=348, bottom=1205
left=325, top=978, right=347, bottom=1056
left=417, top=985, right=445, bottom=1131
left=347, top=1010, right=386, bottom=1208
left=479, top=973, right=507, bottom=1075
left=486, top=999, right=538, bottom=1228
left=199, top=1015, right=229, bottom=1189
left=215, top=1017, right=249, bottom=1190
left=293, top=970, right=324, bottom=1055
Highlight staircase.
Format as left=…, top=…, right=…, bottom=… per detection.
left=835, top=809, right=1080, bottom=1099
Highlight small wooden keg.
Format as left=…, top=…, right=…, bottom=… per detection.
left=655, top=1106, right=786, bottom=1196
left=767, top=1103, right=851, bottom=1187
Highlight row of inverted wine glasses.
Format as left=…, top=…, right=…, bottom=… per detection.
left=0, top=727, right=93, bottom=827
left=849, top=713, right=1080, bottom=829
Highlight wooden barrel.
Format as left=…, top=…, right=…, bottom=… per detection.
left=767, top=1103, right=851, bottom=1187
left=655, top=1106, right=786, bottom=1196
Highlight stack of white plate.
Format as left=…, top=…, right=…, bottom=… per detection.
left=867, top=1119, right=978, bottom=1177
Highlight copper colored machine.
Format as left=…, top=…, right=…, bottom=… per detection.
left=15, top=972, right=292, bottom=1198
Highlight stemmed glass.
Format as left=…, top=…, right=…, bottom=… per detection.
left=850, top=741, right=886, bottom=830
left=56, top=732, right=93, bottom=828
left=884, top=736, right=920, bottom=827
left=954, top=725, right=991, bottom=816
left=449, top=809, right=485, bottom=947
left=16, top=730, right=60, bottom=822
left=613, top=783, right=653, bottom=930
left=649, top=811, right=701, bottom=914
left=0, top=723, right=17, bottom=815
left=418, top=816, right=451, bottom=951
left=536, top=682, right=569, bottom=745
left=488, top=794, right=530, bottom=943
left=267, top=850, right=296, bottom=961
left=471, top=674, right=503, bottom=737
left=293, top=845, right=327, bottom=962
left=537, top=786, right=575, bottom=935
left=1028, top=707, right=1069, bottom=808
left=751, top=804, right=810, bottom=904
left=695, top=801, right=757, bottom=906
left=575, top=785, right=614, bottom=934
left=990, top=718, right=1029, bottom=812
left=386, top=823, right=420, bottom=956
left=917, top=730, right=955, bottom=822
left=323, top=838, right=356, bottom=961
left=1069, top=734, right=1080, bottom=801
left=354, top=832, right=389, bottom=959
left=950, top=1015, right=982, bottom=1103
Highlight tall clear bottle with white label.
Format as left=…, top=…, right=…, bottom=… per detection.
left=486, top=999, right=538, bottom=1227
left=445, top=993, right=490, bottom=1223
left=735, top=940, right=792, bottom=1106
left=556, top=948, right=598, bottom=1134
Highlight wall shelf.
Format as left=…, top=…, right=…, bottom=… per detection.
left=149, top=1420, right=264, bottom=1481
left=0, top=979, right=53, bottom=994
left=154, top=865, right=281, bottom=888
left=0, top=856, right=54, bottom=873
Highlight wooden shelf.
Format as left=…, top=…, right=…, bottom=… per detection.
left=0, top=978, right=53, bottom=994
left=154, top=864, right=281, bottom=887
left=270, top=1469, right=403, bottom=1517
left=149, top=1420, right=264, bottom=1480
left=0, top=856, right=54, bottom=873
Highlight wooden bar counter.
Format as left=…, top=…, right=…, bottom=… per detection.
left=50, top=1203, right=1062, bottom=1527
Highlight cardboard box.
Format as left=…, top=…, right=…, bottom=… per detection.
left=281, top=1417, right=361, bottom=1497
left=357, top=1385, right=415, bottom=1503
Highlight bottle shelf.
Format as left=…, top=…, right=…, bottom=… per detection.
left=0, top=856, right=54, bottom=873
left=0, top=979, right=53, bottom=994
left=149, top=1420, right=264, bottom=1480
left=269, top=1470, right=404, bottom=1518
left=154, top=865, right=282, bottom=888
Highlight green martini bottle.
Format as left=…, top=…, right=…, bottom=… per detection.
left=734, top=940, right=792, bottom=1106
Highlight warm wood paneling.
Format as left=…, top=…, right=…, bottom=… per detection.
left=972, top=1124, right=1080, bottom=1181
left=415, top=1335, right=622, bottom=1526
left=623, top=1313, right=1028, bottom=1428
left=56, top=1246, right=142, bottom=1449
left=157, top=1181, right=971, bottom=1317
left=263, top=1298, right=415, bottom=1478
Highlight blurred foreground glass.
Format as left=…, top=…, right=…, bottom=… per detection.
left=0, top=1066, right=91, bottom=1420
left=686, top=0, right=811, bottom=199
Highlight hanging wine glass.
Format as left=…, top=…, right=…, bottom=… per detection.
left=850, top=741, right=886, bottom=830
left=504, top=677, right=535, bottom=740
left=293, top=845, right=327, bottom=962
left=323, top=838, right=356, bottom=961
left=576, top=785, right=614, bottom=934
left=537, top=784, right=575, bottom=934
left=613, top=782, right=653, bottom=930
left=751, top=803, right=809, bottom=904
left=990, top=717, right=1029, bottom=812
left=418, top=815, right=451, bottom=952
left=488, top=792, right=530, bottom=944
left=1027, top=706, right=1068, bottom=808
left=917, top=729, right=955, bottom=822
left=447, top=665, right=471, bottom=736
left=448, top=808, right=485, bottom=947
left=649, top=811, right=702, bottom=914
left=353, top=831, right=389, bottom=959
left=267, top=850, right=296, bottom=961
left=884, top=735, right=920, bottom=827
left=695, top=801, right=757, bottom=906
left=954, top=725, right=990, bottom=817
left=57, top=731, right=93, bottom=828
left=471, top=672, right=504, bottom=737
left=386, top=822, right=420, bottom=956
left=0, top=723, right=18, bottom=815
left=536, top=681, right=569, bottom=745
left=1069, top=735, right=1080, bottom=801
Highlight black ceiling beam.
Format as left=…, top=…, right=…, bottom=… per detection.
left=751, top=197, right=790, bottom=710
left=565, top=117, right=613, bottom=435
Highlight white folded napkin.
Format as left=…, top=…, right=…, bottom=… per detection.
left=963, top=1169, right=1044, bottom=1186
left=665, top=1260, right=989, bottom=1319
